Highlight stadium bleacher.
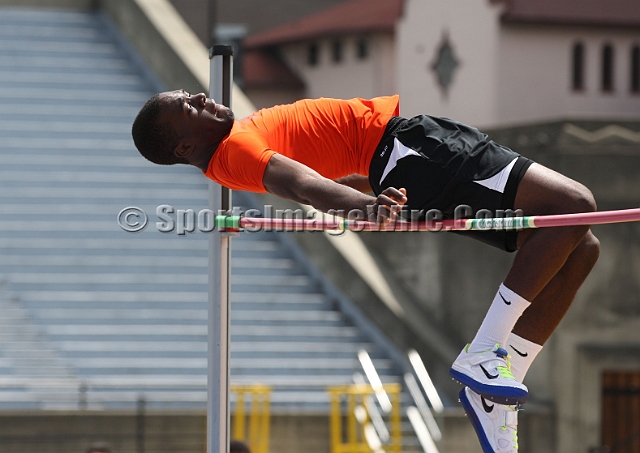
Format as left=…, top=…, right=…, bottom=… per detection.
left=0, top=7, right=405, bottom=412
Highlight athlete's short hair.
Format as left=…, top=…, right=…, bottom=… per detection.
left=85, top=442, right=112, bottom=453
left=131, top=94, right=186, bottom=165
left=229, top=440, right=251, bottom=453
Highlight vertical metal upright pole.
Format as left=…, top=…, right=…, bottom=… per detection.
left=208, top=44, right=233, bottom=453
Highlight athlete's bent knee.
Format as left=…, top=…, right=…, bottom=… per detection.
left=567, top=183, right=597, bottom=214
left=555, top=185, right=597, bottom=244
left=569, top=230, right=600, bottom=272
left=582, top=231, right=600, bottom=266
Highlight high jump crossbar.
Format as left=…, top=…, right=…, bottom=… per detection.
left=213, top=207, right=640, bottom=232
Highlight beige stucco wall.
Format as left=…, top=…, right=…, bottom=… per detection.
left=396, top=1, right=640, bottom=128
left=497, top=24, right=640, bottom=126
left=279, top=33, right=396, bottom=101
left=396, top=0, right=503, bottom=127
left=244, top=87, right=306, bottom=111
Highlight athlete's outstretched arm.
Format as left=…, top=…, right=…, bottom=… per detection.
left=334, top=174, right=373, bottom=194
left=263, top=154, right=405, bottom=223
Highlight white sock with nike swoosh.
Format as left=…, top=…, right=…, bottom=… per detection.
left=467, top=283, right=531, bottom=354
left=506, top=332, right=543, bottom=383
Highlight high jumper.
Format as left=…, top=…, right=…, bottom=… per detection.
left=132, top=91, right=601, bottom=453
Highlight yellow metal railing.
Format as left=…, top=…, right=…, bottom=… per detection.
left=230, top=384, right=272, bottom=453
left=328, top=383, right=402, bottom=453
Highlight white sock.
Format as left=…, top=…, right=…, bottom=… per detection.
left=467, top=283, right=531, bottom=353
left=505, top=333, right=543, bottom=383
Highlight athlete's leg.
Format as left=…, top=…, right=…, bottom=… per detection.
left=451, top=162, right=600, bottom=404
left=505, top=163, right=600, bottom=345
left=463, top=163, right=599, bottom=382
left=458, top=164, right=600, bottom=453
left=501, top=231, right=599, bottom=390
left=511, top=231, right=600, bottom=345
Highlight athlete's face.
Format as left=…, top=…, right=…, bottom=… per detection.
left=158, top=90, right=234, bottom=165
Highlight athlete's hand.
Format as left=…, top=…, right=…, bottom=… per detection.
left=370, top=188, right=407, bottom=225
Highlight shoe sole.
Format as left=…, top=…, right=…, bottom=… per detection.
left=450, top=368, right=528, bottom=405
left=459, top=388, right=495, bottom=453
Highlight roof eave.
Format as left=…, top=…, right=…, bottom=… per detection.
left=245, top=25, right=395, bottom=50
left=501, top=15, right=640, bottom=28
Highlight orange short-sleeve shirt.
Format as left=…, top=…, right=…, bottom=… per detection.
left=204, top=95, right=400, bottom=192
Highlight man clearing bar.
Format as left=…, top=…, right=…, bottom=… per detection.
left=131, top=91, right=599, bottom=453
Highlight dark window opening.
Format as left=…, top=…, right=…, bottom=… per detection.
left=602, top=43, right=615, bottom=92
left=572, top=42, right=585, bottom=91
left=356, top=38, right=369, bottom=60
left=631, top=46, right=640, bottom=93
left=308, top=43, right=319, bottom=66
left=601, top=371, right=640, bottom=453
left=331, top=40, right=343, bottom=63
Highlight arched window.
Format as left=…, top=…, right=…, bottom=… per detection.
left=631, top=45, right=640, bottom=93
left=356, top=38, right=369, bottom=60
left=307, top=43, right=319, bottom=66
left=602, top=43, right=615, bottom=92
left=572, top=42, right=585, bottom=91
left=331, top=40, right=343, bottom=63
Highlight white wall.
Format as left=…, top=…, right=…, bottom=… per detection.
left=497, top=25, right=640, bottom=125
left=244, top=87, right=305, bottom=110
left=280, top=33, right=395, bottom=100
left=396, top=1, right=640, bottom=128
left=396, top=0, right=504, bottom=127
left=265, top=1, right=640, bottom=126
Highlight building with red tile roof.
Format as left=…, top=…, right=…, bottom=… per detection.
left=244, top=0, right=403, bottom=49
left=242, top=0, right=640, bottom=126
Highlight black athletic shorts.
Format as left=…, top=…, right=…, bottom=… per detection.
left=369, top=116, right=533, bottom=252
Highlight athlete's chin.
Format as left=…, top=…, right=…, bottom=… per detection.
left=218, top=113, right=234, bottom=130
left=217, top=107, right=234, bottom=122
left=206, top=119, right=233, bottom=142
